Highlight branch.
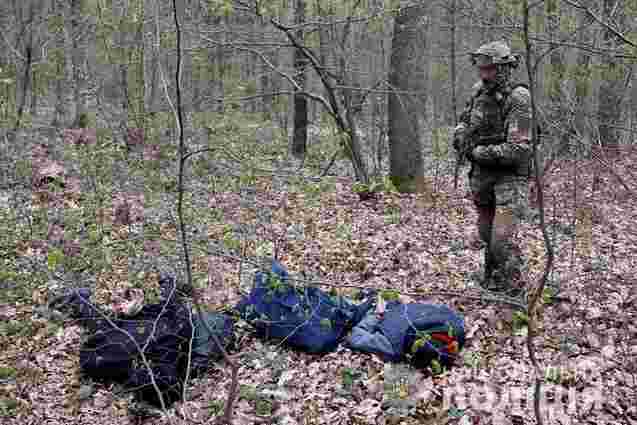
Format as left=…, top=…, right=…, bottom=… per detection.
left=73, top=292, right=171, bottom=416
left=523, top=3, right=554, bottom=425
left=319, top=149, right=340, bottom=177
left=182, top=305, right=195, bottom=402
left=590, top=128, right=636, bottom=197
left=201, top=37, right=336, bottom=116
left=167, top=1, right=240, bottom=423
left=172, top=0, right=192, bottom=293
left=183, top=241, right=530, bottom=310
left=270, top=18, right=342, bottom=120
left=270, top=17, right=368, bottom=182
left=0, top=31, right=25, bottom=61
left=563, top=0, right=637, bottom=48
left=153, top=0, right=179, bottom=131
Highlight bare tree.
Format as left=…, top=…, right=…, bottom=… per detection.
left=291, top=0, right=308, bottom=160
left=51, top=0, right=76, bottom=128
left=596, top=0, right=624, bottom=151
left=70, top=0, right=91, bottom=127
left=387, top=2, right=426, bottom=193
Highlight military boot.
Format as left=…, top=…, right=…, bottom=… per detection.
left=482, top=261, right=526, bottom=298
left=478, top=247, right=496, bottom=289
left=482, top=268, right=509, bottom=292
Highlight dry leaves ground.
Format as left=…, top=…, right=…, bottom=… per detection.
left=1, top=136, right=636, bottom=425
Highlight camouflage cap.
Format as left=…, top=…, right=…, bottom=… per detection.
left=470, top=41, right=518, bottom=67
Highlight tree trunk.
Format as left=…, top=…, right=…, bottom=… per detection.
left=573, top=2, right=597, bottom=155
left=15, top=46, right=32, bottom=129
left=291, top=0, right=307, bottom=160
left=597, top=0, right=622, bottom=151
left=52, top=0, right=76, bottom=128
left=631, top=60, right=637, bottom=137
left=71, top=0, right=89, bottom=126
left=149, top=41, right=159, bottom=111
left=546, top=0, right=567, bottom=149
left=450, top=0, right=457, bottom=126
left=215, top=16, right=225, bottom=113
left=388, top=3, right=427, bottom=193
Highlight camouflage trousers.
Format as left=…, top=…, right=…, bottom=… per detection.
left=469, top=166, right=529, bottom=294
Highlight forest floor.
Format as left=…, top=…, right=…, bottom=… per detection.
left=1, top=128, right=637, bottom=425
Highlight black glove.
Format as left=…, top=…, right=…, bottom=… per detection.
left=466, top=145, right=475, bottom=162
left=453, top=136, right=461, bottom=152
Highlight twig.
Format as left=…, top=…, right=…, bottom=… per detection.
left=0, top=30, right=26, bottom=61
left=319, top=149, right=340, bottom=177
left=270, top=17, right=368, bottom=183
left=164, top=0, right=240, bottom=423
left=562, top=0, right=637, bottom=49
left=153, top=0, right=179, bottom=132
left=73, top=292, right=171, bottom=418
left=590, top=141, right=634, bottom=196
left=160, top=236, right=529, bottom=310
left=182, top=305, right=195, bottom=402
left=524, top=3, right=556, bottom=425
left=142, top=277, right=178, bottom=354
left=200, top=37, right=336, bottom=116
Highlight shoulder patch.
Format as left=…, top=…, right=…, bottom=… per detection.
left=508, top=86, right=531, bottom=104
left=512, top=84, right=530, bottom=93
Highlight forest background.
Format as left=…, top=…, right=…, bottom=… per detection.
left=1, top=0, right=636, bottom=424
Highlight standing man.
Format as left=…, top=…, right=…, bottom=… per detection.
left=452, top=41, right=533, bottom=296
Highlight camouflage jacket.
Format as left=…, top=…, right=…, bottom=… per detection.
left=458, top=80, right=533, bottom=176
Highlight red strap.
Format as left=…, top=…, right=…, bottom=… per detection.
left=430, top=332, right=454, bottom=344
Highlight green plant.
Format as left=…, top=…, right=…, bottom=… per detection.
left=207, top=400, right=224, bottom=416
left=384, top=206, right=401, bottom=225
left=544, top=366, right=561, bottom=384
left=380, top=289, right=400, bottom=301
left=0, top=367, right=17, bottom=380
left=341, top=367, right=363, bottom=390
left=512, top=311, right=529, bottom=336
left=47, top=248, right=65, bottom=271
left=430, top=359, right=443, bottom=376
left=319, top=318, right=332, bottom=332
left=542, top=286, right=558, bottom=305
left=463, top=351, right=481, bottom=369
left=255, top=398, right=272, bottom=417
left=411, top=332, right=431, bottom=354
left=221, top=225, right=240, bottom=251
left=431, top=127, right=450, bottom=158
left=0, top=397, right=19, bottom=417
left=335, top=222, right=352, bottom=240
left=512, top=311, right=529, bottom=328
left=1, top=320, right=36, bottom=338
left=351, top=181, right=370, bottom=194
left=352, top=176, right=397, bottom=195
left=255, top=241, right=274, bottom=258
left=238, top=385, right=272, bottom=417
left=266, top=274, right=288, bottom=294
left=0, top=270, right=18, bottom=283
left=239, top=384, right=258, bottom=401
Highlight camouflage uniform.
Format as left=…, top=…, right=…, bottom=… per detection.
left=452, top=41, right=532, bottom=295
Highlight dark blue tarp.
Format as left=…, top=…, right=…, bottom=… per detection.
left=345, top=301, right=465, bottom=368
left=52, top=274, right=234, bottom=407
left=234, top=260, right=374, bottom=353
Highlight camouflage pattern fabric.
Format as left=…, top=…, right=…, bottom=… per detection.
left=470, top=84, right=533, bottom=172
left=470, top=170, right=529, bottom=293
left=454, top=58, right=532, bottom=295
